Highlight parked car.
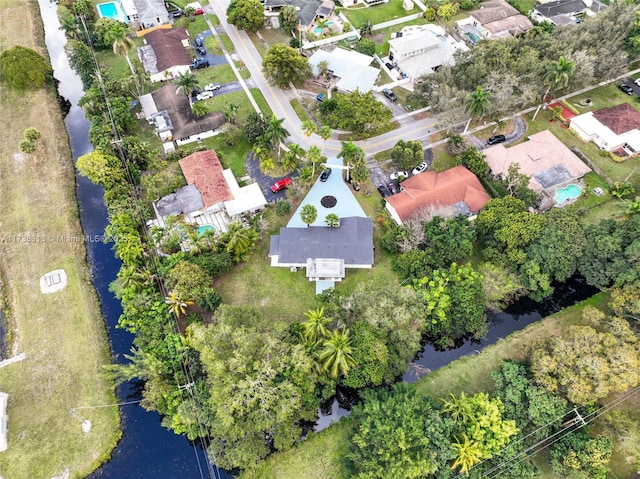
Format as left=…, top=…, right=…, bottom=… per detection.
left=196, top=46, right=206, bottom=56
left=487, top=134, right=506, bottom=145
left=196, top=91, right=214, bottom=101
left=194, top=37, right=203, bottom=47
left=411, top=162, right=428, bottom=176
left=316, top=93, right=325, bottom=102
left=635, top=78, right=640, bottom=87
left=618, top=83, right=634, bottom=95
left=270, top=177, right=292, bottom=193
left=382, top=88, right=397, bottom=102
left=190, top=58, right=209, bottom=70
left=204, top=83, right=221, bottom=91
left=389, top=170, right=408, bottom=181
left=171, top=9, right=183, bottom=18
left=377, top=184, right=392, bottom=198
left=385, top=62, right=394, bottom=70
left=194, top=6, right=205, bottom=14
left=387, top=182, right=397, bottom=194
left=319, top=168, right=332, bottom=182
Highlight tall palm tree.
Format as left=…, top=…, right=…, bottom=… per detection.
left=300, top=307, right=330, bottom=346
left=317, top=328, right=357, bottom=378
left=223, top=222, right=258, bottom=261
left=301, top=120, right=318, bottom=146
left=463, top=86, right=491, bottom=134
left=59, top=15, right=80, bottom=39
left=288, top=143, right=306, bottom=162
left=339, top=141, right=364, bottom=182
left=109, top=23, right=136, bottom=74
left=174, top=72, right=200, bottom=108
left=224, top=102, right=240, bottom=124
left=319, top=125, right=331, bottom=153
left=282, top=150, right=299, bottom=172
left=264, top=115, right=290, bottom=162
left=533, top=56, right=575, bottom=120
left=451, top=434, right=483, bottom=475
left=306, top=145, right=322, bottom=178
left=165, top=291, right=194, bottom=318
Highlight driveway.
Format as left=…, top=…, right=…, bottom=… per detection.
left=192, top=30, right=228, bottom=67
left=245, top=152, right=300, bottom=203
left=469, top=115, right=527, bottom=150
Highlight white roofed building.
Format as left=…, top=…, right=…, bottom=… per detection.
left=308, top=47, right=379, bottom=93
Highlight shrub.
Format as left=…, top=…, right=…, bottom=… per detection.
left=24, top=127, right=41, bottom=141
left=276, top=199, right=291, bottom=216
left=19, top=140, right=36, bottom=153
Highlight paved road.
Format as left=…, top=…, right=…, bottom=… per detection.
left=205, top=1, right=439, bottom=157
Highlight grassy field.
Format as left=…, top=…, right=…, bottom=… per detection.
left=0, top=1, right=120, bottom=477
left=240, top=293, right=610, bottom=479
left=194, top=61, right=251, bottom=85
left=342, top=0, right=420, bottom=28
left=290, top=99, right=314, bottom=122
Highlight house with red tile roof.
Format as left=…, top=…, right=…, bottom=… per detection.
left=483, top=130, right=591, bottom=193
left=385, top=165, right=491, bottom=225
left=153, top=150, right=267, bottom=232
left=138, top=27, right=192, bottom=82
left=570, top=103, right=640, bottom=154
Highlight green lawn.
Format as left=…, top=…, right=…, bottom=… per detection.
left=290, top=99, right=314, bottom=122
left=175, top=15, right=211, bottom=37
left=240, top=293, right=610, bottom=479
left=194, top=62, right=251, bottom=85
left=342, top=0, right=420, bottom=28
left=258, top=26, right=294, bottom=47
left=251, top=88, right=273, bottom=117
left=430, top=144, right=457, bottom=172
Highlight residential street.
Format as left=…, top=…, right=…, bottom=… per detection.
left=205, top=1, right=438, bottom=157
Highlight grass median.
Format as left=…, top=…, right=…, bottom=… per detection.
left=0, top=1, right=120, bottom=477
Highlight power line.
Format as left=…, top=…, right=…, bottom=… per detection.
left=76, top=14, right=220, bottom=479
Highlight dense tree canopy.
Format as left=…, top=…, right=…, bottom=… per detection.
left=390, top=139, right=424, bottom=170
left=189, top=306, right=319, bottom=469
left=0, top=45, right=52, bottom=89
left=531, top=307, right=640, bottom=405
left=414, top=262, right=487, bottom=347
left=320, top=90, right=393, bottom=135
left=227, top=0, right=265, bottom=32
left=262, top=44, right=312, bottom=87
left=348, top=383, right=453, bottom=479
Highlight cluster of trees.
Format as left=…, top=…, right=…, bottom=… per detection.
left=0, top=45, right=52, bottom=90
left=319, top=89, right=393, bottom=136
left=347, top=320, right=638, bottom=479
left=262, top=44, right=312, bottom=88
left=409, top=2, right=640, bottom=123
left=226, top=0, right=265, bottom=32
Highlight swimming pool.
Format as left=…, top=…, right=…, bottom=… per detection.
left=97, top=1, right=126, bottom=22
left=313, top=21, right=334, bottom=35
left=465, top=32, right=481, bottom=43
left=555, top=184, right=583, bottom=203
left=198, top=225, right=215, bottom=236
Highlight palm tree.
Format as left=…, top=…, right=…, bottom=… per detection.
left=451, top=434, right=483, bottom=475
left=339, top=141, right=364, bottom=182
left=223, top=222, right=259, bottom=261
left=109, top=23, right=136, bottom=74
left=306, top=145, right=322, bottom=178
left=442, top=392, right=472, bottom=422
left=317, top=328, right=357, bottom=378
left=282, top=150, right=299, bottom=172
left=300, top=204, right=317, bottom=227
left=319, top=125, right=331, bottom=154
left=224, top=102, right=240, bottom=124
left=260, top=157, right=275, bottom=173
left=264, top=115, right=290, bottom=162
left=192, top=102, right=209, bottom=117
left=59, top=15, right=79, bottom=40
left=174, top=72, right=200, bottom=108
left=165, top=291, right=194, bottom=318
left=301, top=120, right=318, bottom=146
left=300, top=307, right=330, bottom=345
left=533, top=56, right=575, bottom=120
left=288, top=143, right=306, bottom=163
left=315, top=18, right=331, bottom=37
left=463, top=86, right=491, bottom=134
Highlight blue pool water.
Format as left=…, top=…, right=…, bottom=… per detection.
left=555, top=184, right=583, bottom=203
left=97, top=1, right=123, bottom=21
left=198, top=225, right=215, bottom=236
left=466, top=32, right=481, bottom=43
left=314, top=21, right=334, bottom=35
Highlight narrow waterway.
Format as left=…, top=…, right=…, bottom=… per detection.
left=38, top=0, right=601, bottom=472
left=38, top=1, right=229, bottom=477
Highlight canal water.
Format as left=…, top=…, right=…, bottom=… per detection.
left=37, top=0, right=600, bottom=474
left=38, top=1, right=230, bottom=477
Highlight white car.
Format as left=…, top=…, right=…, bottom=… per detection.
left=411, top=162, right=428, bottom=176
left=204, top=83, right=221, bottom=91
left=390, top=170, right=408, bottom=181
left=196, top=91, right=214, bottom=101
